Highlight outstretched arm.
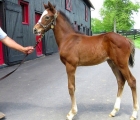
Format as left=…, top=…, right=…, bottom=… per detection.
left=0, top=27, right=34, bottom=54
left=1, top=36, right=34, bottom=54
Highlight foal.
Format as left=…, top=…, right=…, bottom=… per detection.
left=33, top=2, right=139, bottom=120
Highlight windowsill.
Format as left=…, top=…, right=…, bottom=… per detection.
left=66, top=8, right=72, bottom=12
left=22, top=22, right=29, bottom=25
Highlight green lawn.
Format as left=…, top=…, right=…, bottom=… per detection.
left=125, top=35, right=140, bottom=48
left=134, top=38, right=140, bottom=48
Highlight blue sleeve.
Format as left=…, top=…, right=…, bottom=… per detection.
left=0, top=27, right=7, bottom=40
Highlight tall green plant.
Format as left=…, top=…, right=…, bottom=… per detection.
left=100, top=0, right=140, bottom=32
left=91, top=18, right=105, bottom=33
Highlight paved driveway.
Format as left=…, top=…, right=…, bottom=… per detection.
left=0, top=49, right=140, bottom=120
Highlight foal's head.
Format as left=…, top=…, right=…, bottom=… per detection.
left=33, top=2, right=57, bottom=35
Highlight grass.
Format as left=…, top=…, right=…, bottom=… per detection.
left=125, top=35, right=140, bottom=48
left=134, top=38, right=140, bottom=48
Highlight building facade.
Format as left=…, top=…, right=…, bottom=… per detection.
left=0, top=0, right=94, bottom=66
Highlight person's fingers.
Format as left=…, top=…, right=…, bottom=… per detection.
left=24, top=46, right=34, bottom=54
left=27, top=46, right=34, bottom=50
left=27, top=49, right=34, bottom=54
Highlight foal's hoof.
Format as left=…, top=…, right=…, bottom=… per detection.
left=130, top=116, right=136, bottom=120
left=66, top=115, right=74, bottom=120
left=109, top=113, right=115, bottom=117
left=0, top=112, right=5, bottom=119
left=109, top=114, right=115, bottom=117
left=66, top=116, right=72, bottom=120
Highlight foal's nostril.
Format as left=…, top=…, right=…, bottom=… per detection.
left=34, top=28, right=36, bottom=31
left=34, top=28, right=37, bottom=34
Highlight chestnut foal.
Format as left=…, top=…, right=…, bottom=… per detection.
left=33, top=2, right=139, bottom=120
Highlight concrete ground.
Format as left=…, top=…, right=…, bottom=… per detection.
left=0, top=49, right=140, bottom=120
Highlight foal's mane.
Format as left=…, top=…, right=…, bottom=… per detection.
left=59, top=11, right=72, bottom=26
left=59, top=10, right=83, bottom=34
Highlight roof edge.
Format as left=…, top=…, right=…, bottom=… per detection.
left=86, top=0, right=95, bottom=9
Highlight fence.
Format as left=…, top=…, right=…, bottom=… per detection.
left=117, top=29, right=140, bottom=40
left=93, top=29, right=140, bottom=40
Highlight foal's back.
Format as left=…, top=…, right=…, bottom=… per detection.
left=60, top=32, right=132, bottom=66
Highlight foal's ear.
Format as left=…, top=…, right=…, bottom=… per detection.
left=48, top=1, right=55, bottom=11
left=43, top=3, right=48, bottom=9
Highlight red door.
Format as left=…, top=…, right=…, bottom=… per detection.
left=35, top=13, right=43, bottom=56
left=0, top=16, right=4, bottom=65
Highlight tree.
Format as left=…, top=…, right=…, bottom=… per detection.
left=91, top=18, right=105, bottom=33
left=100, top=0, right=140, bottom=32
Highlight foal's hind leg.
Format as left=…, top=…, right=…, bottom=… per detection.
left=65, top=62, right=77, bottom=120
left=118, top=66, right=139, bottom=120
left=107, top=60, right=126, bottom=117
left=0, top=112, right=5, bottom=119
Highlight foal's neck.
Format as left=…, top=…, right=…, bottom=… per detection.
left=53, top=13, right=75, bottom=47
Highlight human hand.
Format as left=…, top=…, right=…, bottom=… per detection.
left=23, top=46, right=34, bottom=54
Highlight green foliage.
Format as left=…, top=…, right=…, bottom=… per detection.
left=134, top=38, right=140, bottom=48
left=91, top=18, right=105, bottom=33
left=91, top=0, right=140, bottom=33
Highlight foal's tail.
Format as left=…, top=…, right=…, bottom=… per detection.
left=129, top=39, right=135, bottom=67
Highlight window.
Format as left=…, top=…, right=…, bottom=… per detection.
left=73, top=21, right=78, bottom=31
left=85, top=5, right=88, bottom=22
left=78, top=25, right=81, bottom=32
left=65, top=0, right=72, bottom=11
left=86, top=28, right=89, bottom=35
left=83, top=27, right=85, bottom=33
left=19, top=0, right=29, bottom=24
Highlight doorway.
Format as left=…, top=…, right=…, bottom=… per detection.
left=0, top=2, right=4, bottom=65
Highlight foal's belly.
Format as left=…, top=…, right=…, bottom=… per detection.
left=78, top=57, right=109, bottom=66
left=78, top=53, right=109, bottom=66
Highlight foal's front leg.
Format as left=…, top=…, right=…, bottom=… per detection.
left=66, top=63, right=77, bottom=120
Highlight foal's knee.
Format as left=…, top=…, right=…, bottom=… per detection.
left=68, top=86, right=75, bottom=95
left=128, top=79, right=136, bottom=88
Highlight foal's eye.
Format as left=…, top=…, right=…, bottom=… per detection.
left=45, top=16, right=50, bottom=20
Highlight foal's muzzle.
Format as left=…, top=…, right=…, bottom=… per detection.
left=33, top=26, right=43, bottom=35
left=33, top=28, right=38, bottom=34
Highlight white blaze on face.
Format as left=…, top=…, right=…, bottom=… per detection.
left=38, top=10, right=48, bottom=23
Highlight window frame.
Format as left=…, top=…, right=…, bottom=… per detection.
left=65, top=0, right=72, bottom=12
left=85, top=5, right=88, bottom=22
left=18, top=0, right=29, bottom=25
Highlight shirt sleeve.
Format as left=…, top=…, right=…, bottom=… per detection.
left=0, top=27, right=7, bottom=40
